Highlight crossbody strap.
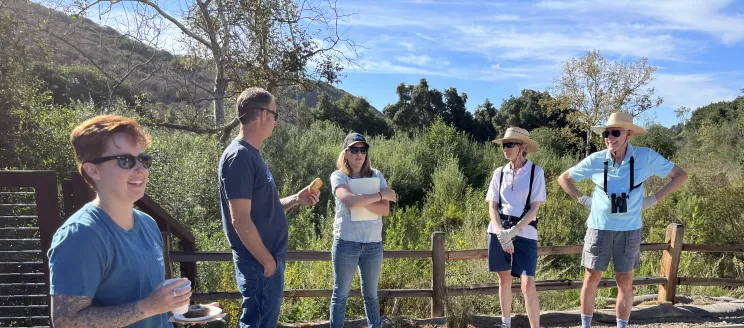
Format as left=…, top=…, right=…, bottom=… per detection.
left=524, top=163, right=536, bottom=211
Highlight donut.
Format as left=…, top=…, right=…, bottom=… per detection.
left=183, top=304, right=210, bottom=318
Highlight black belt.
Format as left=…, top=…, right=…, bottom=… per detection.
left=500, top=213, right=538, bottom=230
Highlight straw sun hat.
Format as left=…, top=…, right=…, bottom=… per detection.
left=492, top=127, right=540, bottom=154
left=591, top=112, right=647, bottom=135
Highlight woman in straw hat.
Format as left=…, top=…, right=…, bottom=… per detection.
left=557, top=112, right=687, bottom=328
left=485, top=127, right=546, bottom=328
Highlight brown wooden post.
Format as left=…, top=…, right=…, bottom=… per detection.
left=180, top=240, right=198, bottom=289
left=431, top=232, right=446, bottom=317
left=69, top=172, right=95, bottom=219
left=659, top=223, right=684, bottom=303
left=34, top=171, right=64, bottom=296
left=161, top=232, right=174, bottom=279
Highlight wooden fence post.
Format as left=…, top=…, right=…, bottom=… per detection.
left=658, top=223, right=684, bottom=303
left=431, top=232, right=445, bottom=317
left=161, top=232, right=173, bottom=279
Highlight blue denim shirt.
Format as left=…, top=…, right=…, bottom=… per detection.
left=569, top=143, right=675, bottom=231
left=330, top=169, right=388, bottom=243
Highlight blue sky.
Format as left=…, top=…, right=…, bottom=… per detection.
left=329, top=0, right=744, bottom=127
left=74, top=0, right=744, bottom=127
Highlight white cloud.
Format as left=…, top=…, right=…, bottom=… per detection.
left=397, top=41, right=415, bottom=52
left=415, top=33, right=436, bottom=41
left=452, top=24, right=688, bottom=62
left=653, top=73, right=739, bottom=110
left=395, top=54, right=433, bottom=66
left=536, top=0, right=744, bottom=45
left=488, top=14, right=521, bottom=21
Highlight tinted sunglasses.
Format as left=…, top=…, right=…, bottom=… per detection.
left=88, top=154, right=153, bottom=169
left=259, top=107, right=279, bottom=120
left=237, top=107, right=279, bottom=121
left=502, top=142, right=522, bottom=149
left=602, top=129, right=626, bottom=138
left=347, top=146, right=368, bottom=155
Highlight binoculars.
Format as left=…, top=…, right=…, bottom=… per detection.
left=610, top=192, right=628, bottom=214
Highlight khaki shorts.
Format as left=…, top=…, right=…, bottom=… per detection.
left=581, top=228, right=641, bottom=272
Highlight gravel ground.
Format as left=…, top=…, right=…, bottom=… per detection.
left=548, top=316, right=744, bottom=328
left=287, top=315, right=744, bottom=328
left=282, top=297, right=744, bottom=328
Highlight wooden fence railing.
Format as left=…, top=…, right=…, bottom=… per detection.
left=169, top=223, right=744, bottom=317
left=4, top=170, right=742, bottom=322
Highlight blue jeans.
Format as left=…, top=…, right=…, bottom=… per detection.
left=234, top=258, right=285, bottom=328
left=330, top=238, right=383, bottom=328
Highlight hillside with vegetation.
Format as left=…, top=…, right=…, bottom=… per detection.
left=1, top=1, right=743, bottom=326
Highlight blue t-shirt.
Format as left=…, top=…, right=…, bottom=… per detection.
left=47, top=203, right=170, bottom=328
left=569, top=143, right=675, bottom=231
left=330, top=169, right=388, bottom=243
left=219, top=139, right=288, bottom=266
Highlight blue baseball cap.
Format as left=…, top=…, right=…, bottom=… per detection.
left=342, top=132, right=369, bottom=149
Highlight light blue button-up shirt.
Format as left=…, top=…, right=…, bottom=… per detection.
left=569, top=143, right=675, bottom=231
left=330, top=169, right=388, bottom=243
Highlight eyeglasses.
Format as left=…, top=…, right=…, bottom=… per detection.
left=602, top=129, right=627, bottom=138
left=237, top=107, right=279, bottom=122
left=502, top=142, right=522, bottom=149
left=347, top=146, right=368, bottom=155
left=87, top=154, right=152, bottom=169
left=259, top=107, right=279, bottom=121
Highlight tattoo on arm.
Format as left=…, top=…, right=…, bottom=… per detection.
left=52, top=295, right=147, bottom=328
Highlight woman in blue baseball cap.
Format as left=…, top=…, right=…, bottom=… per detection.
left=328, top=132, right=397, bottom=328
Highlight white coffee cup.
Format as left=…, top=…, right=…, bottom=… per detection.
left=161, top=278, right=191, bottom=315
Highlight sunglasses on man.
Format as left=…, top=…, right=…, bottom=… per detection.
left=502, top=142, right=522, bottom=149
left=237, top=107, right=279, bottom=121
left=87, top=154, right=153, bottom=169
left=259, top=107, right=279, bottom=121
left=602, top=129, right=627, bottom=139
left=346, top=146, right=368, bottom=155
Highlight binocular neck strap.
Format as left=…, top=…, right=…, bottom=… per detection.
left=603, top=155, right=640, bottom=194
left=498, top=163, right=536, bottom=216
left=497, top=164, right=507, bottom=213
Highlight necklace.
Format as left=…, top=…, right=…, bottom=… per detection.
left=510, top=158, right=527, bottom=191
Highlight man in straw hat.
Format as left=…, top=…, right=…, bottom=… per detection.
left=487, top=127, right=546, bottom=328
left=557, top=112, right=688, bottom=328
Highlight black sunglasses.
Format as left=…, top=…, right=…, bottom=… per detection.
left=259, top=107, right=279, bottom=121
left=602, top=129, right=626, bottom=138
left=87, top=154, right=153, bottom=169
left=237, top=107, right=279, bottom=122
left=502, top=142, right=522, bottom=149
left=347, top=146, right=368, bottom=155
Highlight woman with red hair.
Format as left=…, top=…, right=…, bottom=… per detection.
left=47, top=115, right=189, bottom=327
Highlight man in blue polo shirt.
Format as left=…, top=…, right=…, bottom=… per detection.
left=557, top=112, right=688, bottom=328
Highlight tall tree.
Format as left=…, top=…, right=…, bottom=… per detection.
left=472, top=98, right=498, bottom=142
left=552, top=49, right=662, bottom=154
left=383, top=78, right=444, bottom=132
left=44, top=0, right=357, bottom=137
left=492, top=89, right=569, bottom=136
left=383, top=83, right=415, bottom=131
left=442, top=87, right=473, bottom=132
left=0, top=12, right=41, bottom=167
left=313, top=93, right=390, bottom=136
